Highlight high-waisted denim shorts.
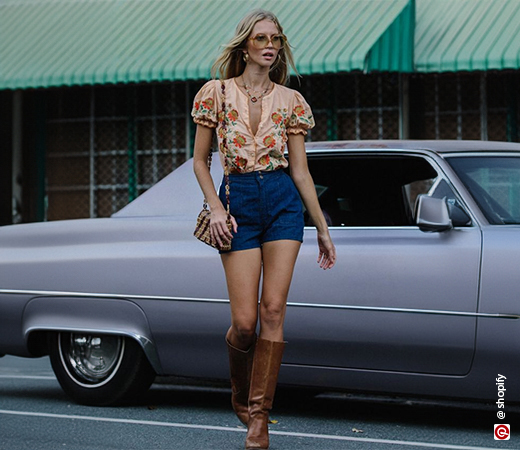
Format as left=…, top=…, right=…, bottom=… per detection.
left=218, top=169, right=304, bottom=253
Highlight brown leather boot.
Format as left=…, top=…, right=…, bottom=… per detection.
left=226, top=335, right=256, bottom=425
left=245, top=338, right=285, bottom=450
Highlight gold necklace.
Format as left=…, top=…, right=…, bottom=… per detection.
left=241, top=79, right=271, bottom=103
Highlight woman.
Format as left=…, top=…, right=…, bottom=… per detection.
left=192, top=9, right=336, bottom=450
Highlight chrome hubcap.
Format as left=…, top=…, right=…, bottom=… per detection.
left=59, top=333, right=125, bottom=388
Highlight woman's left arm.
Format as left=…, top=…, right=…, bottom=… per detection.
left=288, top=134, right=336, bottom=270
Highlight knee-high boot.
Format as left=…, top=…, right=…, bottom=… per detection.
left=226, top=335, right=256, bottom=425
left=245, top=338, right=285, bottom=450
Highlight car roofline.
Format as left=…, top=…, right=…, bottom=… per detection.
left=303, top=140, right=520, bottom=155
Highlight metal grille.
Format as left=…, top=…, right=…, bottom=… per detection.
left=291, top=73, right=400, bottom=141
left=422, top=72, right=520, bottom=142
left=46, top=83, right=188, bottom=221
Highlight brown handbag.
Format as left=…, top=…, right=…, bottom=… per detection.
left=194, top=81, right=232, bottom=251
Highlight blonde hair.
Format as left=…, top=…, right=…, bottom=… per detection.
left=211, top=9, right=298, bottom=85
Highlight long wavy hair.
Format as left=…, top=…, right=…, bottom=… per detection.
left=211, top=9, right=298, bottom=85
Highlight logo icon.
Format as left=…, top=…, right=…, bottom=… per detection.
left=494, top=424, right=510, bottom=440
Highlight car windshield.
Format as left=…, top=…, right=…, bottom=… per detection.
left=447, top=156, right=520, bottom=225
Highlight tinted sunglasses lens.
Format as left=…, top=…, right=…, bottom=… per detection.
left=252, top=35, right=269, bottom=48
left=272, top=35, right=284, bottom=49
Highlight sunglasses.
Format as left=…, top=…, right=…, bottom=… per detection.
left=248, top=34, right=285, bottom=50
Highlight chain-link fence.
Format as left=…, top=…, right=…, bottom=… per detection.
left=44, top=71, right=519, bottom=221
left=422, top=72, right=520, bottom=141
left=46, top=83, right=188, bottom=220
left=290, top=73, right=400, bottom=141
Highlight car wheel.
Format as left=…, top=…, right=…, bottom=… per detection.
left=49, top=332, right=156, bottom=406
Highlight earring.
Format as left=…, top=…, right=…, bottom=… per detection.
left=243, top=53, right=249, bottom=63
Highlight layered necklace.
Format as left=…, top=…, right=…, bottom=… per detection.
left=240, top=78, right=272, bottom=103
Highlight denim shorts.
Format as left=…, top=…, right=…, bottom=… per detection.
left=218, top=169, right=304, bottom=253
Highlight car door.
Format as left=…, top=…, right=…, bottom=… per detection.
left=284, top=152, right=481, bottom=375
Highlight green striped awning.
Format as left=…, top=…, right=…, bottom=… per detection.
left=416, top=0, right=520, bottom=72
left=0, top=0, right=414, bottom=90
left=290, top=0, right=414, bottom=74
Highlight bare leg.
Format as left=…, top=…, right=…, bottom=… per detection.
left=245, top=240, right=300, bottom=449
left=221, top=248, right=262, bottom=425
left=259, top=240, right=301, bottom=342
left=221, top=248, right=262, bottom=350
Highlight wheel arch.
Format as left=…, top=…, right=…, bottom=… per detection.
left=22, top=296, right=162, bottom=374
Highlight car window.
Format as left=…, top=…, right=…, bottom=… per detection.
left=305, top=154, right=461, bottom=227
left=447, top=156, right=520, bottom=225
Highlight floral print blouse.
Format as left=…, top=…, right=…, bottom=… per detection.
left=191, top=78, right=315, bottom=173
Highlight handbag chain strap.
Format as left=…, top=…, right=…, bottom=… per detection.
left=203, top=81, right=230, bottom=220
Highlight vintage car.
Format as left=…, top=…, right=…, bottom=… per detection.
left=1, top=140, right=519, bottom=406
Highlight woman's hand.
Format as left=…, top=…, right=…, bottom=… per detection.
left=210, top=207, right=238, bottom=248
left=317, top=231, right=336, bottom=270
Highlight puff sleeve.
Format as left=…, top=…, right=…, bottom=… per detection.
left=191, top=80, right=219, bottom=128
left=286, top=91, right=315, bottom=135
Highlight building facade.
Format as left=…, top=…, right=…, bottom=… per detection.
left=1, top=0, right=519, bottom=224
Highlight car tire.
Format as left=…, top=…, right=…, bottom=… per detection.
left=49, top=332, right=156, bottom=406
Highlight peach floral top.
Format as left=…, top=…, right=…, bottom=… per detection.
left=191, top=78, right=315, bottom=173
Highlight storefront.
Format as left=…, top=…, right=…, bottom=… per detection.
left=0, top=0, right=518, bottom=223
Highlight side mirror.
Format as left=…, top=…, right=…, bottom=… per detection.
left=415, top=195, right=453, bottom=232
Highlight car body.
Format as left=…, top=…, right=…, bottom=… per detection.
left=1, top=140, right=519, bottom=406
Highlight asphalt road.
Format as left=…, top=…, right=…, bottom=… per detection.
left=0, top=355, right=518, bottom=450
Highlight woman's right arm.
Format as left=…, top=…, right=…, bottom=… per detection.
left=193, top=124, right=236, bottom=247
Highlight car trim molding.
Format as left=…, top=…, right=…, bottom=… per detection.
left=2, top=288, right=519, bottom=319
left=287, top=302, right=519, bottom=319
